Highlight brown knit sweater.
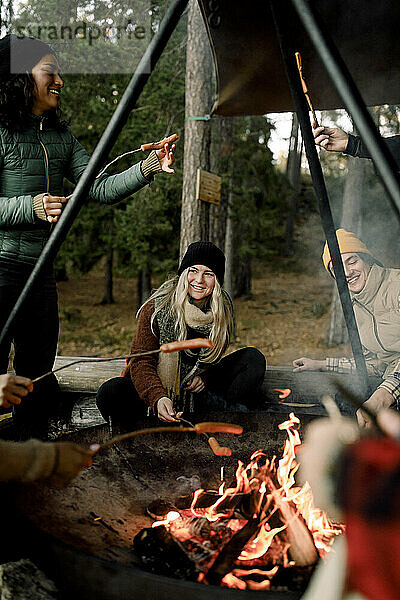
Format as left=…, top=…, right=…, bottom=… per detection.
left=121, top=301, right=166, bottom=411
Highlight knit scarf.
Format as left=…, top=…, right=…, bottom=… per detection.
left=155, top=296, right=214, bottom=411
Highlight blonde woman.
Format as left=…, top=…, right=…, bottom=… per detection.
left=96, top=242, right=266, bottom=424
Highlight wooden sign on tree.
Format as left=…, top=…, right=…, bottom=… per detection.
left=196, top=168, right=221, bottom=205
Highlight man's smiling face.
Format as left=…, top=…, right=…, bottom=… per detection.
left=330, top=252, right=371, bottom=293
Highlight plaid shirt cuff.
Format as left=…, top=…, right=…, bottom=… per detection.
left=326, top=357, right=355, bottom=373
left=378, top=375, right=400, bottom=408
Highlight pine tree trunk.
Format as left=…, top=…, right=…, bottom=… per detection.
left=101, top=243, right=114, bottom=305
left=284, top=114, right=302, bottom=257
left=209, top=117, right=234, bottom=250
left=234, top=260, right=252, bottom=298
left=180, top=0, right=214, bottom=257
left=137, top=264, right=152, bottom=310
left=224, top=184, right=234, bottom=298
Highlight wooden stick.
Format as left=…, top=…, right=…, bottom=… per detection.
left=295, top=51, right=319, bottom=128
left=92, top=419, right=243, bottom=453
left=31, top=350, right=161, bottom=383
left=96, top=426, right=195, bottom=452
left=31, top=338, right=213, bottom=384
left=321, top=394, right=342, bottom=421
left=96, top=134, right=179, bottom=178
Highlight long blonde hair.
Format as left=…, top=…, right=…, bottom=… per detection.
left=138, top=268, right=234, bottom=363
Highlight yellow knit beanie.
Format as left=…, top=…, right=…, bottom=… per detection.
left=322, top=229, right=373, bottom=272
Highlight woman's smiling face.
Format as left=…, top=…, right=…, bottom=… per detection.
left=187, top=264, right=215, bottom=302
left=31, top=54, right=63, bottom=115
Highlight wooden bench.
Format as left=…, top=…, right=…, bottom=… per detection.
left=1, top=359, right=381, bottom=434
left=54, top=358, right=381, bottom=418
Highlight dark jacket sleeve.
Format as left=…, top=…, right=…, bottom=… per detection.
left=65, top=135, right=151, bottom=204
left=121, top=301, right=167, bottom=411
left=344, top=134, right=400, bottom=169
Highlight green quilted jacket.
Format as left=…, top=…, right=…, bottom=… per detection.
left=0, top=113, right=150, bottom=264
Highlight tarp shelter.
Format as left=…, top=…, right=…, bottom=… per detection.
left=197, top=0, right=400, bottom=116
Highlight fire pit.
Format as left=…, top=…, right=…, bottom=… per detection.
left=15, top=411, right=342, bottom=600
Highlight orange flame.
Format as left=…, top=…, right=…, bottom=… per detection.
left=151, top=410, right=344, bottom=590
left=239, top=522, right=287, bottom=560
left=277, top=413, right=344, bottom=555
left=151, top=511, right=180, bottom=528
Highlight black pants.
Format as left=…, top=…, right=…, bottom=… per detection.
left=96, top=347, right=266, bottom=425
left=0, top=260, right=60, bottom=436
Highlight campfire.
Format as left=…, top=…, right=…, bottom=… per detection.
left=134, top=413, right=344, bottom=592
left=17, top=411, right=344, bottom=599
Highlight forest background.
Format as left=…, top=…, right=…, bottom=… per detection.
left=1, top=0, right=399, bottom=364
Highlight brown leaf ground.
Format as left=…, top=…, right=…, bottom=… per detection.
left=57, top=215, right=350, bottom=365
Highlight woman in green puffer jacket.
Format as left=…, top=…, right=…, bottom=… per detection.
left=0, top=34, right=176, bottom=438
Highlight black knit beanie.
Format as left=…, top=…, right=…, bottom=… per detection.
left=178, top=241, right=225, bottom=284
left=0, top=34, right=55, bottom=80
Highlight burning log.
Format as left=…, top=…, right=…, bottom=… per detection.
left=205, top=518, right=261, bottom=586
left=264, top=474, right=318, bottom=567
left=133, top=525, right=199, bottom=581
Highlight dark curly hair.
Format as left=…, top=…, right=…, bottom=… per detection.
left=0, top=35, right=68, bottom=132
left=0, top=72, right=67, bottom=132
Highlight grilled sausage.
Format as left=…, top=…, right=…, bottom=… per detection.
left=141, top=133, right=179, bottom=152
left=160, top=338, right=213, bottom=353
left=195, top=422, right=243, bottom=435
left=208, top=437, right=232, bottom=457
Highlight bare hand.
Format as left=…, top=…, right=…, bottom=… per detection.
left=313, top=126, right=349, bottom=153
left=185, top=375, right=205, bottom=393
left=48, top=442, right=94, bottom=487
left=155, top=142, right=176, bottom=173
left=0, top=374, right=33, bottom=409
left=376, top=408, right=400, bottom=440
left=293, top=357, right=325, bottom=372
left=43, top=194, right=68, bottom=223
left=356, top=387, right=394, bottom=428
left=156, top=397, right=182, bottom=422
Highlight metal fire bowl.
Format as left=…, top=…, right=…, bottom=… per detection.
left=15, top=411, right=315, bottom=600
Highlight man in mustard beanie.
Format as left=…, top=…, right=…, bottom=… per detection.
left=321, top=229, right=375, bottom=273
left=293, top=229, right=400, bottom=427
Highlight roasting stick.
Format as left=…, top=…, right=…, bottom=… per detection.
left=95, top=133, right=179, bottom=179
left=295, top=51, right=319, bottom=128
left=31, top=338, right=214, bottom=384
left=65, top=134, right=179, bottom=200
left=321, top=395, right=342, bottom=421
left=93, top=421, right=243, bottom=453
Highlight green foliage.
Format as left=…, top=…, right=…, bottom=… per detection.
left=53, top=3, right=187, bottom=279
left=230, top=116, right=290, bottom=260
